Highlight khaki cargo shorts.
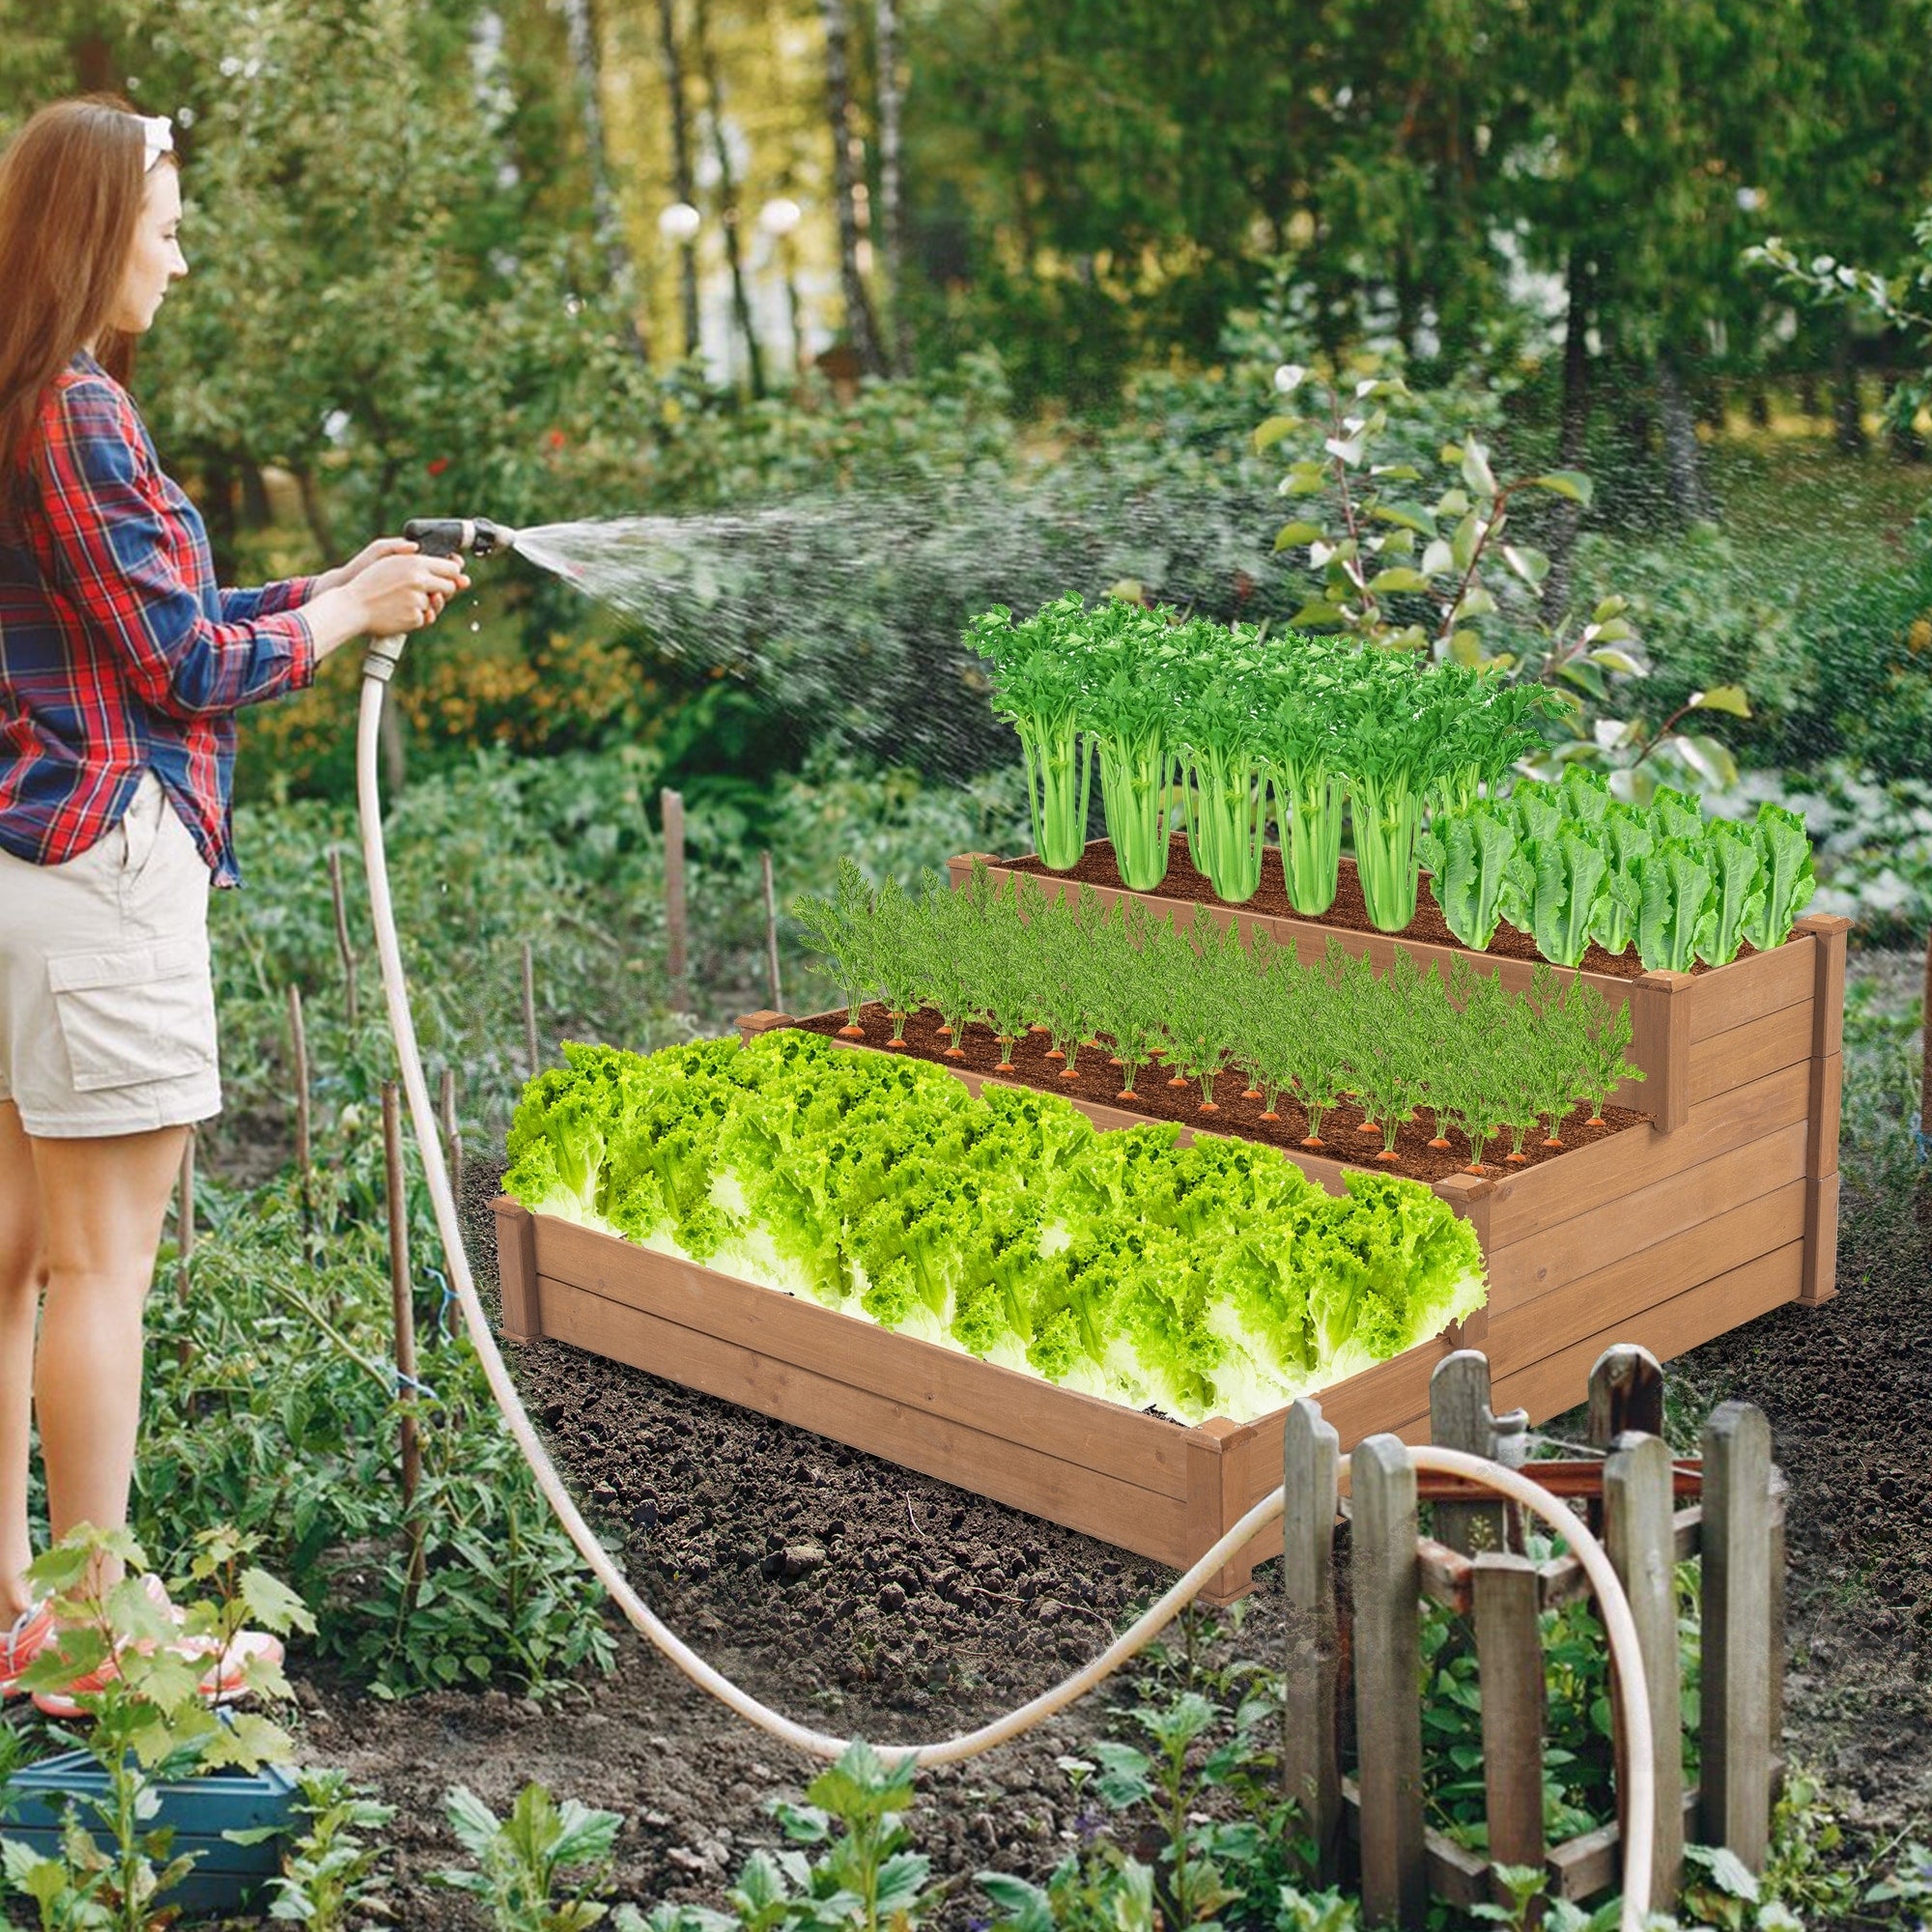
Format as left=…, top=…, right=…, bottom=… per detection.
left=0, top=771, right=221, bottom=1138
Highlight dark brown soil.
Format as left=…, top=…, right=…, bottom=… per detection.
left=794, top=1002, right=1644, bottom=1186
left=1005, top=834, right=1752, bottom=981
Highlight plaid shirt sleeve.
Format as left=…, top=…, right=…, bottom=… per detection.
left=219, top=577, right=318, bottom=622
left=34, top=377, right=316, bottom=717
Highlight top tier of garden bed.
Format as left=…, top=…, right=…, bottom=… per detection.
left=961, top=840, right=1841, bottom=1135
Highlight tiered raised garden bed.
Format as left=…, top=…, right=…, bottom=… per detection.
left=492, top=841, right=1845, bottom=1602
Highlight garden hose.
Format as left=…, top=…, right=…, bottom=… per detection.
left=354, top=624, right=1657, bottom=1928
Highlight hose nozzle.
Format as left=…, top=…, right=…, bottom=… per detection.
left=402, top=516, right=518, bottom=559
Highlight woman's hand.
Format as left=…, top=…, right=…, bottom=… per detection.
left=311, top=535, right=417, bottom=600
left=347, top=553, right=470, bottom=636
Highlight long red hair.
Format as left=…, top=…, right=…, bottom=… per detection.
left=0, top=96, right=173, bottom=493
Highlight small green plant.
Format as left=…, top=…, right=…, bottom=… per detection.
left=261, top=1769, right=396, bottom=1929
left=765, top=1742, right=935, bottom=1932
left=433, top=1782, right=623, bottom=1932
left=5, top=1526, right=309, bottom=1932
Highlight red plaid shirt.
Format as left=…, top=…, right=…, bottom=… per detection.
left=0, top=353, right=318, bottom=887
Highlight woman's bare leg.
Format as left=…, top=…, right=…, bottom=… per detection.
left=30, top=1122, right=187, bottom=1596
left=0, top=1101, right=44, bottom=1620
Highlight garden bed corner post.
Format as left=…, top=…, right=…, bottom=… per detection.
left=1352, top=1434, right=1428, bottom=1928
left=1793, top=912, right=1849, bottom=1306
left=1281, top=1399, right=1342, bottom=1882
left=492, top=1195, right=544, bottom=1343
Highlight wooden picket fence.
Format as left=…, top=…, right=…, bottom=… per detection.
left=1282, top=1344, right=1782, bottom=1923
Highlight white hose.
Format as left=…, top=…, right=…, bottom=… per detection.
left=354, top=655, right=1653, bottom=1925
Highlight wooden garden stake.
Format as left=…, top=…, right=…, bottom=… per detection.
left=382, top=1081, right=424, bottom=1583
left=1351, top=1434, right=1427, bottom=1929
left=327, top=847, right=359, bottom=1031
left=663, top=787, right=688, bottom=1002
left=1605, top=1430, right=1686, bottom=1904
left=1281, top=1400, right=1342, bottom=1882
left=286, top=981, right=312, bottom=1249
left=1701, top=1402, right=1774, bottom=1872
left=761, top=848, right=783, bottom=1011
left=440, top=1065, right=463, bottom=1204
left=521, top=942, right=540, bottom=1081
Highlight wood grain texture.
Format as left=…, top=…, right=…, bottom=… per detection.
left=1792, top=914, right=1852, bottom=1059
left=1686, top=936, right=1814, bottom=1041
left=1474, top=1553, right=1546, bottom=1881
left=1688, top=1002, right=1816, bottom=1106
left=1801, top=1171, right=1841, bottom=1306
left=1701, top=1403, right=1775, bottom=1872
left=1629, top=970, right=1693, bottom=1132
left=1482, top=1060, right=1809, bottom=1249
left=1282, top=1402, right=1343, bottom=1883
left=1430, top=1352, right=1506, bottom=1555
left=1186, top=1417, right=1256, bottom=1603
left=1605, top=1432, right=1686, bottom=1908
left=1352, top=1435, right=1429, bottom=1929
left=1805, top=1052, right=1842, bottom=1179
left=535, top=1275, right=1197, bottom=1566
left=491, top=1196, right=543, bottom=1342
left=1489, top=1241, right=1803, bottom=1428
left=529, top=1215, right=1195, bottom=1497
left=1483, top=1127, right=1808, bottom=1321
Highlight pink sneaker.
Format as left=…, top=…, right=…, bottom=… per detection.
left=0, top=1600, right=54, bottom=1700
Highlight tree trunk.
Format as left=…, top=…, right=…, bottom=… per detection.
left=1657, top=355, right=1713, bottom=524
left=873, top=0, right=911, bottom=374
left=693, top=0, right=767, bottom=397
left=1888, top=375, right=1925, bottom=462
left=1543, top=247, right=1593, bottom=623
left=1833, top=321, right=1867, bottom=453
left=820, top=0, right=884, bottom=375
left=656, top=0, right=702, bottom=359
left=295, top=465, right=338, bottom=561
left=557, top=0, right=647, bottom=358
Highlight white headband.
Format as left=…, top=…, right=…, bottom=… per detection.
left=134, top=113, right=174, bottom=169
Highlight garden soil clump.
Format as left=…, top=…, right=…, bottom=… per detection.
left=291, top=1029, right=1932, bottom=1920
left=797, top=1002, right=1642, bottom=1185
left=1009, top=833, right=1739, bottom=980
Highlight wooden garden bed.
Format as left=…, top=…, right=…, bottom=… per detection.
left=490, top=878, right=1844, bottom=1602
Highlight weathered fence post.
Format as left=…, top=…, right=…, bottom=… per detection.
left=761, top=848, right=783, bottom=1012
left=1431, top=1350, right=1505, bottom=1554
left=1701, top=1402, right=1774, bottom=1872
left=327, top=847, right=359, bottom=1031
left=1352, top=1435, right=1427, bottom=1929
left=663, top=787, right=688, bottom=1004
left=1588, top=1345, right=1665, bottom=1537
left=1473, top=1551, right=1545, bottom=1887
left=382, top=1081, right=424, bottom=1586
left=1604, top=1430, right=1685, bottom=1904
left=1282, top=1399, right=1342, bottom=1882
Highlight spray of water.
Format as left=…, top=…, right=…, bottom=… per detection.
left=502, top=471, right=1284, bottom=781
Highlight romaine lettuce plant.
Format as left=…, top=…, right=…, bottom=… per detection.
left=1520, top=827, right=1609, bottom=969
left=1417, top=802, right=1528, bottom=952
left=1741, top=802, right=1817, bottom=952
left=1697, top=820, right=1767, bottom=968
left=1634, top=838, right=1718, bottom=974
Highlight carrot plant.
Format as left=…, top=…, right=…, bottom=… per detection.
left=914, top=867, right=979, bottom=1055
left=870, top=875, right=927, bottom=1043
left=791, top=856, right=878, bottom=1036
left=1035, top=885, right=1105, bottom=1075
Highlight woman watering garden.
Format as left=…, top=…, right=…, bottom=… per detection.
left=0, top=97, right=466, bottom=1716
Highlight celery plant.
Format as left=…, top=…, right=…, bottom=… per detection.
left=1176, top=635, right=1270, bottom=904
left=1342, top=658, right=1447, bottom=932
left=1085, top=609, right=1186, bottom=891
left=970, top=600, right=1095, bottom=871
left=1254, top=651, right=1352, bottom=917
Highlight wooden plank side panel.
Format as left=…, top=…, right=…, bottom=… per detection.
left=492, top=1196, right=543, bottom=1342
left=1481, top=1183, right=1804, bottom=1392
left=1689, top=1003, right=1817, bottom=1107
left=1491, top=1242, right=1804, bottom=1428
left=529, top=1214, right=1195, bottom=1499
left=1483, top=1061, right=1809, bottom=1249
left=536, top=1276, right=1197, bottom=1568
left=1482, top=1122, right=1808, bottom=1318
left=1686, top=938, right=1815, bottom=1042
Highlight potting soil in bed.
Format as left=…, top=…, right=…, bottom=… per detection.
left=795, top=1003, right=1644, bottom=1185
left=1007, top=833, right=1746, bottom=981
